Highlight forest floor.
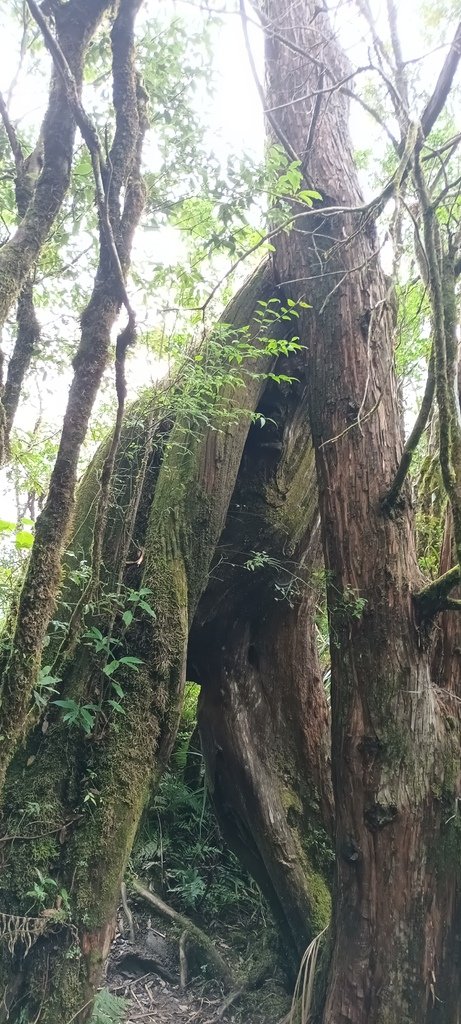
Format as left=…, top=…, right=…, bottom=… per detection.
left=100, top=898, right=291, bottom=1024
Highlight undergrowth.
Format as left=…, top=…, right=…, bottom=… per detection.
left=132, top=683, right=266, bottom=925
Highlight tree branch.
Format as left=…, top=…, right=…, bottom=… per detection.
left=421, top=20, right=461, bottom=138
left=0, top=91, right=23, bottom=170
left=26, top=0, right=135, bottom=328
left=382, top=347, right=435, bottom=511
left=415, top=565, right=461, bottom=615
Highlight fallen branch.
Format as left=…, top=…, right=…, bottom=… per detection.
left=130, top=877, right=234, bottom=990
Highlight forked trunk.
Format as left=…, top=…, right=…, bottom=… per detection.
left=0, top=265, right=325, bottom=1020
left=190, top=377, right=333, bottom=964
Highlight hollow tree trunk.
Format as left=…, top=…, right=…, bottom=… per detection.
left=189, top=374, right=333, bottom=965
left=0, top=263, right=305, bottom=1022
left=263, top=1, right=461, bottom=1020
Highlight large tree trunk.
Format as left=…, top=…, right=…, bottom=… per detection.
left=190, top=374, right=333, bottom=965
left=0, top=263, right=323, bottom=1021
left=262, top=1, right=461, bottom=1020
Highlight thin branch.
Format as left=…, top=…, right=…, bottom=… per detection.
left=342, top=86, right=399, bottom=152
left=382, top=347, right=435, bottom=511
left=421, top=20, right=461, bottom=138
left=0, top=91, right=23, bottom=169
left=25, top=0, right=135, bottom=327
left=239, top=0, right=299, bottom=163
left=385, top=0, right=409, bottom=110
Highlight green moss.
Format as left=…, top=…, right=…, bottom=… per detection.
left=306, top=870, right=331, bottom=933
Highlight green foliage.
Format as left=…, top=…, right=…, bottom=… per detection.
left=133, top=685, right=265, bottom=921
left=89, top=990, right=127, bottom=1024
left=25, top=868, right=70, bottom=918
left=33, top=664, right=61, bottom=710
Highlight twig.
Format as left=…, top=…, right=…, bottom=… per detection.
left=239, top=0, right=299, bottom=163
left=121, top=881, right=135, bottom=943
left=179, top=929, right=188, bottom=990
left=0, top=91, right=23, bottom=169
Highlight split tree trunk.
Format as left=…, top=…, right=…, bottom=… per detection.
left=190, top=374, right=333, bottom=964
left=0, top=263, right=324, bottom=1021
left=263, top=1, right=461, bottom=1020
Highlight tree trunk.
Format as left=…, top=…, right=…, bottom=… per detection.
left=0, top=262, right=307, bottom=1022
left=190, top=374, right=333, bottom=965
left=263, top=1, right=461, bottom=1020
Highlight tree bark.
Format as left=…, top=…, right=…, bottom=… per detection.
left=262, top=0, right=461, bottom=1019
left=190, top=373, right=333, bottom=965
left=0, top=0, right=147, bottom=790
left=0, top=0, right=112, bottom=437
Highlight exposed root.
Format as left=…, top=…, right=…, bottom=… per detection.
left=0, top=911, right=49, bottom=955
left=131, top=877, right=234, bottom=990
left=121, top=882, right=135, bottom=944
left=179, top=929, right=188, bottom=991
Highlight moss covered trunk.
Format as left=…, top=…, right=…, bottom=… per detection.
left=263, top=0, right=461, bottom=1019
left=190, top=376, right=333, bottom=964
left=0, top=263, right=307, bottom=1022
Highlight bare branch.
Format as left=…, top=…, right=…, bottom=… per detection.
left=240, top=0, right=299, bottom=163
left=421, top=20, right=461, bottom=138
left=0, top=91, right=23, bottom=170
left=382, top=348, right=435, bottom=512
left=26, top=0, right=135, bottom=328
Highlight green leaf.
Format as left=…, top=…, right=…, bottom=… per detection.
left=103, top=660, right=120, bottom=677
left=122, top=609, right=133, bottom=627
left=107, top=699, right=126, bottom=715
left=15, top=530, right=34, bottom=550
left=0, top=520, right=16, bottom=533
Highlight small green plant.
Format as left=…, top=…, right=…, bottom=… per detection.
left=337, top=587, right=367, bottom=620
left=26, top=869, right=71, bottom=917
left=33, top=664, right=61, bottom=709
left=52, top=698, right=98, bottom=735
left=89, top=990, right=127, bottom=1024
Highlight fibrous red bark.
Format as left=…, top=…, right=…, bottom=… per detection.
left=261, top=0, right=461, bottom=1018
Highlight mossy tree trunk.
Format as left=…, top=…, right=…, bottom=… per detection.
left=0, top=263, right=323, bottom=1021
left=262, top=0, right=461, bottom=1019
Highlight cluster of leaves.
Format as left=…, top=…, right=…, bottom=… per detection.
left=32, top=583, right=157, bottom=739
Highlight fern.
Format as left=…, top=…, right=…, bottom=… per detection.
left=90, top=990, right=127, bottom=1024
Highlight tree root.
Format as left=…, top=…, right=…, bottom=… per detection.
left=130, top=877, right=234, bottom=990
